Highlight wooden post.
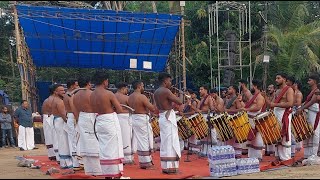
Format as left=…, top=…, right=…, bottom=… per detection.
left=13, top=1, right=26, bottom=101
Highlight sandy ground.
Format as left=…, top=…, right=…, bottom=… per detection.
left=0, top=144, right=320, bottom=179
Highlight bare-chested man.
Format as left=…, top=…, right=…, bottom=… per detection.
left=239, top=79, right=252, bottom=103
left=115, top=82, right=135, bottom=165
left=264, top=73, right=294, bottom=163
left=296, top=74, right=320, bottom=163
left=241, top=79, right=265, bottom=161
left=73, top=77, right=101, bottom=176
left=225, top=85, right=245, bottom=115
left=90, top=72, right=124, bottom=178
left=180, top=89, right=197, bottom=117
left=224, top=85, right=245, bottom=158
left=209, top=89, right=225, bottom=114
left=42, top=85, right=56, bottom=161
left=291, top=80, right=304, bottom=156
left=63, top=80, right=81, bottom=171
left=51, top=83, right=73, bottom=169
left=154, top=73, right=182, bottom=174
left=128, top=80, right=156, bottom=170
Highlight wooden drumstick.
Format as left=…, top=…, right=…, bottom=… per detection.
left=120, top=104, right=135, bottom=112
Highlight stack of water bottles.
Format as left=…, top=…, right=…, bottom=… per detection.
left=236, top=158, right=260, bottom=175
left=208, top=145, right=238, bottom=177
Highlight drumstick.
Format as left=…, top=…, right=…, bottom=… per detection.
left=120, top=104, right=135, bottom=112
left=67, top=88, right=87, bottom=97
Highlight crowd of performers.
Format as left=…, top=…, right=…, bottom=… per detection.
left=41, top=71, right=320, bottom=179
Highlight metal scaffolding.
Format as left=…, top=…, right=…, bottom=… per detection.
left=208, top=1, right=252, bottom=91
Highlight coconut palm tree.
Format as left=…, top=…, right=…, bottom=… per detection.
left=253, top=1, right=320, bottom=80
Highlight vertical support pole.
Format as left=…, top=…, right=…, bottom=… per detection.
left=181, top=4, right=186, bottom=91
left=209, top=6, right=213, bottom=89
left=216, top=1, right=221, bottom=97
left=249, top=1, right=252, bottom=88
left=13, top=2, right=26, bottom=101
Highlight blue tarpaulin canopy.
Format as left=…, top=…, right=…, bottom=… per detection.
left=16, top=4, right=181, bottom=72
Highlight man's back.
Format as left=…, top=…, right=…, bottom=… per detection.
left=63, top=93, right=72, bottom=113
left=115, top=92, right=129, bottom=113
left=73, top=90, right=93, bottom=113
left=90, top=88, right=114, bottom=114
left=128, top=92, right=149, bottom=114
left=154, top=87, right=172, bottom=111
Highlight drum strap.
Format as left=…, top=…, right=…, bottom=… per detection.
left=274, top=86, right=290, bottom=104
left=305, top=88, right=318, bottom=104
left=245, top=92, right=260, bottom=108
left=225, top=95, right=237, bottom=109
left=199, top=95, right=209, bottom=110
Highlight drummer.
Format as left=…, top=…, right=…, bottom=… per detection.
left=224, top=85, right=246, bottom=158
left=188, top=85, right=215, bottom=156
left=180, top=89, right=198, bottom=117
left=240, top=79, right=265, bottom=161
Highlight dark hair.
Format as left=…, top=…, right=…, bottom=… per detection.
left=21, top=100, right=27, bottom=104
left=309, top=74, right=319, bottom=83
left=229, top=85, right=239, bottom=92
left=287, top=76, right=295, bottom=84
left=239, top=79, right=248, bottom=85
left=49, top=84, right=54, bottom=95
left=276, top=72, right=288, bottom=80
left=93, top=70, right=108, bottom=85
left=158, top=72, right=172, bottom=83
left=66, top=79, right=77, bottom=89
left=187, top=89, right=194, bottom=94
left=132, top=80, right=143, bottom=90
left=294, top=80, right=302, bottom=90
left=1, top=106, right=7, bottom=110
left=209, top=88, right=218, bottom=94
left=78, top=76, right=91, bottom=88
left=200, top=85, right=209, bottom=92
left=116, top=82, right=128, bottom=90
left=252, top=79, right=262, bottom=90
left=51, top=83, right=63, bottom=92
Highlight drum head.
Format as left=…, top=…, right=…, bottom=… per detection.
left=188, top=113, right=199, bottom=119
left=256, top=111, right=270, bottom=119
left=213, top=113, right=225, bottom=120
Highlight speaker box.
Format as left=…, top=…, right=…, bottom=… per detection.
left=34, top=127, right=45, bottom=144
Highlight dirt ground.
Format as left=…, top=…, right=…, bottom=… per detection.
left=0, top=144, right=320, bottom=179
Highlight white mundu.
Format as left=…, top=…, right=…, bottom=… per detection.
left=66, top=113, right=80, bottom=168
left=304, top=103, right=320, bottom=158
left=247, top=110, right=263, bottom=160
left=273, top=107, right=292, bottom=161
left=53, top=116, right=73, bottom=168
left=159, top=109, right=181, bottom=173
left=118, top=113, right=134, bottom=164
left=132, top=114, right=154, bottom=169
left=96, top=113, right=124, bottom=178
left=43, top=114, right=55, bottom=159
left=78, top=112, right=102, bottom=175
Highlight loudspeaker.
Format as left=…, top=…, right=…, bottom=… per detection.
left=34, top=127, right=45, bottom=144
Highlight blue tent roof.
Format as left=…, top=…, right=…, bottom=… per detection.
left=16, top=5, right=181, bottom=72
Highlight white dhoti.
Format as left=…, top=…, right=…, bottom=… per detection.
left=67, top=113, right=80, bottom=168
left=53, top=120, right=60, bottom=162
left=43, top=114, right=55, bottom=159
left=74, top=123, right=83, bottom=165
left=53, top=116, right=73, bottom=168
left=18, top=125, right=35, bottom=151
left=304, top=104, right=320, bottom=158
left=96, top=113, right=124, bottom=178
left=78, top=112, right=102, bottom=175
left=274, top=107, right=292, bottom=161
left=159, top=109, right=181, bottom=173
left=246, top=111, right=263, bottom=160
left=132, top=114, right=154, bottom=168
left=118, top=113, right=134, bottom=164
